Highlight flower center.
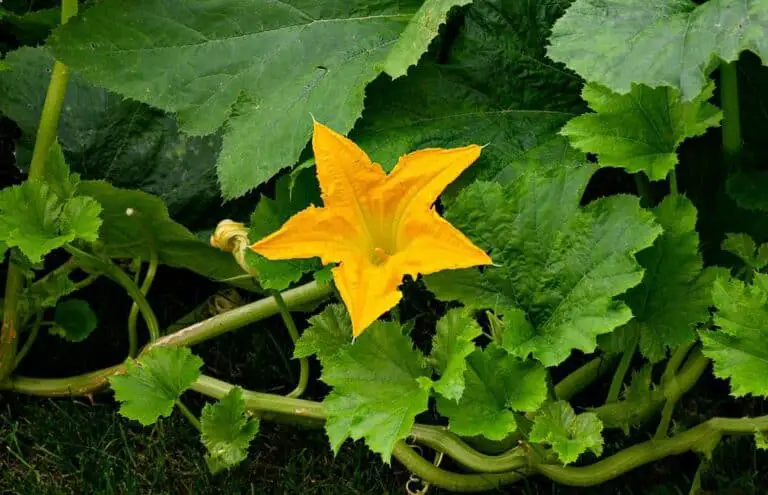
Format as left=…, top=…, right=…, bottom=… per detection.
left=372, top=247, right=391, bottom=265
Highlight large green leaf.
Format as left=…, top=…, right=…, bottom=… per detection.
left=321, top=320, right=432, bottom=462
left=48, top=0, right=431, bottom=199
left=352, top=0, right=585, bottom=180
left=110, top=346, right=203, bottom=425
left=436, top=345, right=547, bottom=440
left=200, top=387, right=260, bottom=474
left=561, top=82, right=722, bottom=180
left=547, top=0, right=768, bottom=100
left=0, top=47, right=222, bottom=226
left=600, top=196, right=722, bottom=362
left=700, top=275, right=768, bottom=398
left=77, top=180, right=253, bottom=288
left=426, top=166, right=661, bottom=366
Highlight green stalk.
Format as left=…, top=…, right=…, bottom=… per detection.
left=12, top=314, right=41, bottom=370
left=272, top=290, right=309, bottom=399
left=606, top=340, right=636, bottom=403
left=634, top=173, right=652, bottom=206
left=128, top=251, right=159, bottom=357
left=146, top=281, right=332, bottom=351
left=720, top=61, right=741, bottom=170
left=668, top=170, right=678, bottom=196
left=0, top=0, right=79, bottom=382
left=64, top=246, right=160, bottom=341
left=555, top=354, right=619, bottom=401
left=175, top=399, right=201, bottom=431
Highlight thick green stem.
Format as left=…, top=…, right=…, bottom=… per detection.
left=392, top=442, right=527, bottom=493
left=720, top=61, right=741, bottom=170
left=128, top=251, right=159, bottom=357
left=668, top=170, right=678, bottom=196
left=65, top=246, right=160, bottom=342
left=634, top=173, right=652, bottom=207
left=606, top=341, right=636, bottom=403
left=595, top=349, right=709, bottom=429
left=555, top=354, right=619, bottom=401
left=0, top=1, right=79, bottom=382
left=272, top=290, right=309, bottom=399
left=535, top=415, right=767, bottom=487
left=175, top=399, right=201, bottom=431
left=146, top=281, right=332, bottom=351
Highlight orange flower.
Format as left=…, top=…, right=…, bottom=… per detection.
left=250, top=121, right=492, bottom=336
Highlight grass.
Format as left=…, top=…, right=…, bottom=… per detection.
left=1, top=270, right=767, bottom=495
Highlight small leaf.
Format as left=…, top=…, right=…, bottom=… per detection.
left=381, top=0, right=472, bottom=78
left=20, top=269, right=75, bottom=314
left=201, top=387, right=260, bottom=474
left=321, top=320, right=431, bottom=462
left=44, top=141, right=80, bottom=199
left=722, top=233, right=759, bottom=267
left=529, top=401, right=604, bottom=465
left=561, top=83, right=721, bottom=180
left=245, top=173, right=322, bottom=291
left=293, top=304, right=352, bottom=365
left=727, top=171, right=768, bottom=213
left=430, top=308, right=482, bottom=402
left=0, top=180, right=102, bottom=263
left=436, top=345, right=547, bottom=440
left=51, top=298, right=98, bottom=342
left=700, top=275, right=768, bottom=398
left=109, top=346, right=203, bottom=425
left=756, top=429, right=768, bottom=451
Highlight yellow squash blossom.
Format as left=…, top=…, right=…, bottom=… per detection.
left=250, top=121, right=492, bottom=337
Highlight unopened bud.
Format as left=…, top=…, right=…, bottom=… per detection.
left=210, top=220, right=249, bottom=253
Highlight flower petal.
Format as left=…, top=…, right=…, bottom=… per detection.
left=332, top=252, right=404, bottom=337
left=312, top=121, right=386, bottom=210
left=250, top=206, right=358, bottom=265
left=394, top=209, right=492, bottom=277
left=384, top=145, right=482, bottom=218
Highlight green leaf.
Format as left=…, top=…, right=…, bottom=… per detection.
left=381, top=0, right=471, bottom=78
left=700, top=275, right=768, bottom=398
left=321, top=320, right=431, bottom=462
left=200, top=387, right=260, bottom=474
left=20, top=270, right=76, bottom=314
left=430, top=308, right=482, bottom=402
left=49, top=0, right=429, bottom=199
left=561, top=83, right=722, bottom=180
left=0, top=47, right=222, bottom=226
left=0, top=180, right=102, bottom=263
left=352, top=0, right=585, bottom=181
left=244, top=172, right=322, bottom=291
left=77, top=181, right=253, bottom=289
left=43, top=141, right=79, bottom=200
left=436, top=345, right=548, bottom=440
left=110, top=346, right=203, bottom=425
left=600, top=196, right=720, bottom=362
left=726, top=171, right=768, bottom=213
left=529, top=401, right=604, bottom=465
left=50, top=298, right=98, bottom=342
left=293, top=304, right=352, bottom=365
left=756, top=429, right=768, bottom=450
left=426, top=166, right=661, bottom=366
left=548, top=0, right=768, bottom=100
left=722, top=233, right=760, bottom=267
